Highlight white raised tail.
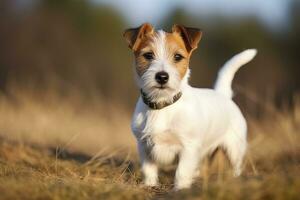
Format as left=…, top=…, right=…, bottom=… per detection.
left=214, top=49, right=257, bottom=98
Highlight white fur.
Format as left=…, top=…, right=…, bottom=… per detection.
left=131, top=31, right=257, bottom=190
left=214, top=49, right=257, bottom=98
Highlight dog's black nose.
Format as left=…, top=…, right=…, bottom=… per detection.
left=155, top=71, right=169, bottom=85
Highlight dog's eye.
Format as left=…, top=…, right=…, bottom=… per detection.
left=143, top=52, right=154, bottom=60
left=174, top=53, right=184, bottom=62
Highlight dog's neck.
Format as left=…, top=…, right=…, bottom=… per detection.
left=141, top=90, right=182, bottom=110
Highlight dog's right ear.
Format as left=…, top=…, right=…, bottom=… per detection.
left=172, top=24, right=202, bottom=53
left=123, top=23, right=154, bottom=51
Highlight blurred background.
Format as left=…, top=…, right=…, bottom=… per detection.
left=0, top=0, right=299, bottom=154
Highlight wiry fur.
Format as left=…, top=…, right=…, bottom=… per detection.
left=135, top=31, right=188, bottom=103
left=127, top=26, right=257, bottom=190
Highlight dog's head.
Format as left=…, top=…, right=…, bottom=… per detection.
left=124, top=23, right=202, bottom=102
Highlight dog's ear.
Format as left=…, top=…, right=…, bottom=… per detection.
left=172, top=24, right=202, bottom=52
left=123, top=23, right=154, bottom=51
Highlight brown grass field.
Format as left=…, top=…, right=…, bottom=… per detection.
left=0, top=89, right=299, bottom=200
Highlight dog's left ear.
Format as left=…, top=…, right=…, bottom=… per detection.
left=123, top=23, right=154, bottom=51
left=172, top=24, right=202, bottom=53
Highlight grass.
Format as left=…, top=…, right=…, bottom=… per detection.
left=0, top=89, right=299, bottom=199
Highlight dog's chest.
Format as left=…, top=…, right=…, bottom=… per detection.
left=142, top=108, right=180, bottom=136
left=151, top=132, right=181, bottom=146
left=142, top=111, right=183, bottom=164
left=133, top=106, right=183, bottom=143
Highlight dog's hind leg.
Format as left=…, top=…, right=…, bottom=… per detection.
left=223, top=129, right=247, bottom=177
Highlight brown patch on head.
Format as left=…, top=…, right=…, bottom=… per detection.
left=164, top=25, right=202, bottom=79
left=133, top=33, right=157, bottom=76
left=164, top=32, right=191, bottom=79
left=123, top=23, right=156, bottom=76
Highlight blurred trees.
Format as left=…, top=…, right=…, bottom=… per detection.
left=0, top=0, right=134, bottom=103
left=0, top=0, right=299, bottom=110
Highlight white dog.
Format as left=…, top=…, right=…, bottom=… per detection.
left=123, top=23, right=257, bottom=190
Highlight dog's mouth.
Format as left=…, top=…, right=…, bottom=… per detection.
left=154, top=85, right=167, bottom=89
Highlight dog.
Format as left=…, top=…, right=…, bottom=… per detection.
left=123, top=23, right=257, bottom=190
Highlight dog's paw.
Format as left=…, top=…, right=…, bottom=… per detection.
left=174, top=180, right=192, bottom=191
left=233, top=168, right=242, bottom=177
left=173, top=184, right=191, bottom=191
left=144, top=178, right=158, bottom=187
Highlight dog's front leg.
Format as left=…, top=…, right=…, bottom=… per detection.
left=174, top=146, right=200, bottom=190
left=138, top=141, right=158, bottom=186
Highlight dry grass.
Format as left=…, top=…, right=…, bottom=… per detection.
left=0, top=89, right=299, bottom=199
left=0, top=88, right=135, bottom=155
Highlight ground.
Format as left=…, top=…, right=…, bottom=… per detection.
left=0, top=93, right=299, bottom=199
left=0, top=116, right=299, bottom=200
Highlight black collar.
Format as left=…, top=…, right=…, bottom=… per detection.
left=140, top=90, right=182, bottom=110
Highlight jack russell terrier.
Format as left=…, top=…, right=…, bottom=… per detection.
left=123, top=23, right=257, bottom=190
